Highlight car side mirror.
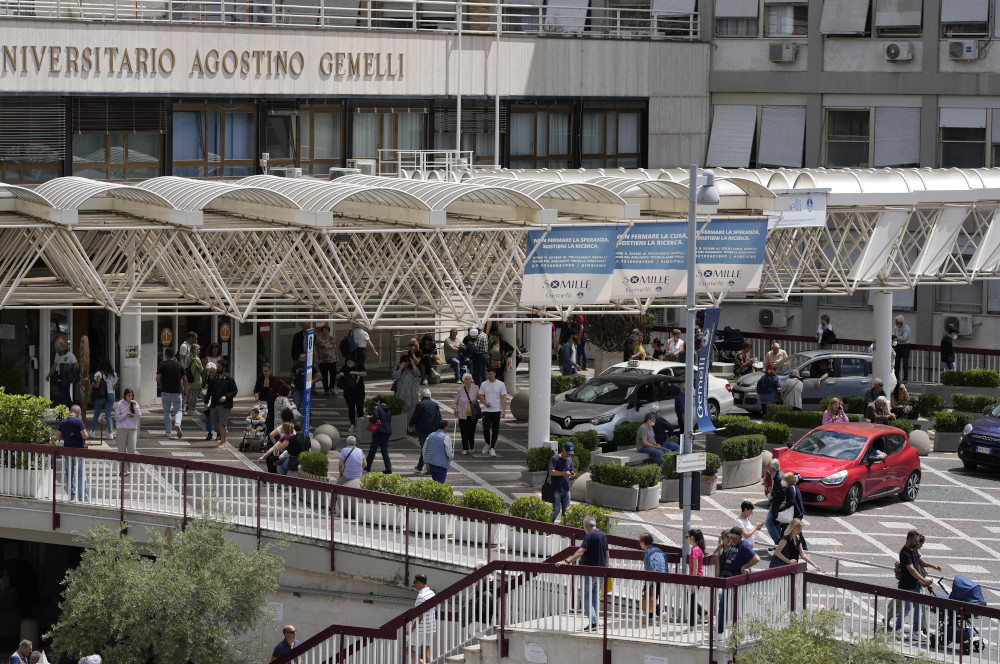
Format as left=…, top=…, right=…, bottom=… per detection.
left=800, top=371, right=810, bottom=378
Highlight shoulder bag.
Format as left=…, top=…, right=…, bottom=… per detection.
left=366, top=411, right=380, bottom=433
left=776, top=504, right=795, bottom=524
left=541, top=470, right=556, bottom=503
left=464, top=386, right=482, bottom=420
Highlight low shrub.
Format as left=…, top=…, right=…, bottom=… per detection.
left=0, top=390, right=63, bottom=447
left=843, top=396, right=866, bottom=415
left=716, top=417, right=758, bottom=438
left=509, top=495, right=552, bottom=523
left=612, top=421, right=641, bottom=451
left=847, top=414, right=863, bottom=423
left=934, top=410, right=976, bottom=433
left=297, top=451, right=328, bottom=478
left=589, top=462, right=638, bottom=488
left=940, top=370, right=962, bottom=386
left=916, top=393, right=945, bottom=418
left=551, top=374, right=587, bottom=395
left=634, top=463, right=662, bottom=489
left=756, top=421, right=791, bottom=447
left=985, top=403, right=998, bottom=415
left=526, top=446, right=554, bottom=472
left=962, top=369, right=1000, bottom=387
left=561, top=504, right=615, bottom=533
left=404, top=478, right=456, bottom=505
left=364, top=394, right=405, bottom=416
left=704, top=452, right=722, bottom=477
left=952, top=393, right=1000, bottom=413
left=359, top=472, right=409, bottom=495
left=763, top=404, right=791, bottom=421
left=890, top=419, right=914, bottom=435
left=662, top=451, right=680, bottom=479
left=713, top=414, right=752, bottom=431
left=772, top=410, right=824, bottom=429
left=572, top=429, right=601, bottom=451
left=553, top=435, right=591, bottom=473
left=721, top=434, right=767, bottom=461
left=460, top=488, right=508, bottom=514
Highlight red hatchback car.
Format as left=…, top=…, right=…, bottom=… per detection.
left=772, top=423, right=921, bottom=515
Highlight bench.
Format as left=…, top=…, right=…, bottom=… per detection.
left=711, top=362, right=734, bottom=376
left=591, top=450, right=650, bottom=466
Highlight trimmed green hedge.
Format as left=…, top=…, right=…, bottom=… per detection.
left=772, top=410, right=824, bottom=429
left=298, top=451, right=328, bottom=477
left=634, top=463, right=662, bottom=489
left=890, top=419, right=914, bottom=435
left=359, top=472, right=409, bottom=495
left=589, top=461, right=637, bottom=488
left=917, top=393, right=945, bottom=418
left=756, top=422, right=791, bottom=447
left=461, top=487, right=508, bottom=514
left=843, top=396, right=866, bottom=415
left=612, top=421, right=641, bottom=451
left=941, top=369, right=1000, bottom=387
left=552, top=374, right=587, bottom=395
left=572, top=429, right=601, bottom=451
left=561, top=504, right=615, bottom=533
left=526, top=446, right=553, bottom=472
left=662, top=451, right=680, bottom=479
left=721, top=434, right=767, bottom=461
left=952, top=393, right=1000, bottom=413
left=704, top=452, right=722, bottom=477
left=934, top=410, right=976, bottom=433
left=364, top=394, right=405, bottom=416
left=763, top=404, right=791, bottom=421
left=509, top=495, right=552, bottom=523
left=714, top=416, right=789, bottom=447
left=553, top=434, right=593, bottom=473
left=404, top=478, right=456, bottom=505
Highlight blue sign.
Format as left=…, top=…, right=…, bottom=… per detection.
left=695, top=307, right=721, bottom=434
left=520, top=227, right=618, bottom=306
left=611, top=221, right=687, bottom=299
left=302, top=328, right=314, bottom=441
left=694, top=219, right=768, bottom=292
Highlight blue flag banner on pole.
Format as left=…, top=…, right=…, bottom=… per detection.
left=520, top=227, right=619, bottom=306
left=303, top=328, right=314, bottom=440
left=611, top=221, right=687, bottom=299
left=696, top=307, right=721, bottom=434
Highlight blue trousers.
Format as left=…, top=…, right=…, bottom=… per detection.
left=92, top=397, right=114, bottom=435
left=551, top=489, right=571, bottom=523
left=639, top=447, right=664, bottom=466
left=428, top=465, right=448, bottom=483
left=766, top=511, right=783, bottom=545
left=582, top=576, right=600, bottom=626
left=161, top=392, right=182, bottom=434
left=66, top=456, right=88, bottom=500
left=895, top=587, right=923, bottom=633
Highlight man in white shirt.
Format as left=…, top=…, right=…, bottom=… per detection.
left=478, top=369, right=507, bottom=457
left=45, top=340, right=79, bottom=407
left=665, top=329, right=685, bottom=361
left=178, top=331, right=197, bottom=368
left=764, top=342, right=787, bottom=370
left=410, top=574, right=436, bottom=664
left=735, top=500, right=764, bottom=550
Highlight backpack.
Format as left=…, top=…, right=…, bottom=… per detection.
left=185, top=364, right=195, bottom=382
left=821, top=328, right=837, bottom=346
left=894, top=561, right=902, bottom=581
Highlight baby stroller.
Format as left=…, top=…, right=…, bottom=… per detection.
left=239, top=401, right=269, bottom=453
left=714, top=326, right=745, bottom=364
left=928, top=574, right=986, bottom=654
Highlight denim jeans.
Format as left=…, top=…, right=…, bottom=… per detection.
left=581, top=576, right=600, bottom=626
left=943, top=361, right=956, bottom=371
left=416, top=431, right=431, bottom=469
left=551, top=488, right=571, bottom=523
left=204, top=408, right=213, bottom=433
left=66, top=456, right=88, bottom=500
left=447, top=357, right=470, bottom=381
left=639, top=447, right=664, bottom=466
left=92, top=397, right=114, bottom=435
left=765, top=511, right=783, bottom=545
left=162, top=392, right=182, bottom=434
left=895, top=587, right=922, bottom=634
left=292, top=388, right=304, bottom=412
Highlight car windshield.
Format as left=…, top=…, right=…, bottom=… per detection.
left=792, top=430, right=868, bottom=461
left=567, top=379, right=636, bottom=404
left=991, top=404, right=1000, bottom=418
left=776, top=353, right=812, bottom=376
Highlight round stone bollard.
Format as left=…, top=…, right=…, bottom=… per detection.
left=908, top=429, right=931, bottom=456
left=313, top=433, right=333, bottom=454
left=509, top=389, right=530, bottom=422
left=315, top=424, right=341, bottom=447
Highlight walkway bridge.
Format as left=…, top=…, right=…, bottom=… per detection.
left=2, top=441, right=998, bottom=664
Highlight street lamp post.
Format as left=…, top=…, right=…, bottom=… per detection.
left=682, top=164, right=719, bottom=562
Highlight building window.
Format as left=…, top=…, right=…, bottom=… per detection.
left=716, top=17, right=759, bottom=35
left=581, top=110, right=642, bottom=168
left=509, top=108, right=573, bottom=169
left=941, top=127, right=986, bottom=167
left=820, top=292, right=870, bottom=309
left=940, top=0, right=989, bottom=35
left=873, top=0, right=922, bottom=36
left=825, top=109, right=870, bottom=167
left=765, top=3, right=807, bottom=35
left=433, top=105, right=502, bottom=165
left=0, top=97, right=66, bottom=183
left=352, top=108, right=426, bottom=162
left=936, top=282, right=982, bottom=313
left=302, top=107, right=344, bottom=175
left=73, top=135, right=163, bottom=181
left=173, top=106, right=257, bottom=178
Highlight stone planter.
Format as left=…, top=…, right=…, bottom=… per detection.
left=389, top=413, right=408, bottom=442
left=406, top=510, right=456, bottom=538
left=510, top=389, right=531, bottom=422
left=908, top=429, right=931, bottom=456
left=352, top=502, right=403, bottom=529
left=455, top=518, right=507, bottom=548
left=660, top=478, right=680, bottom=503
left=636, top=485, right=660, bottom=511
left=701, top=475, right=718, bottom=496
left=721, top=453, right=764, bottom=490
left=590, top=349, right=620, bottom=376
left=570, top=472, right=589, bottom=502
left=934, top=431, right=962, bottom=453
left=703, top=433, right=725, bottom=458
left=586, top=482, right=639, bottom=511
left=507, top=530, right=562, bottom=558
left=522, top=470, right=548, bottom=487
left=0, top=467, right=52, bottom=499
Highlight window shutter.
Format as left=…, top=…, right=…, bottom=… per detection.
left=820, top=0, right=871, bottom=34
left=0, top=97, right=66, bottom=163
left=939, top=108, right=986, bottom=128
left=757, top=106, right=806, bottom=167
left=940, top=0, right=988, bottom=23
left=705, top=105, right=757, bottom=168
left=715, top=0, right=759, bottom=18
left=874, top=0, right=922, bottom=27
left=654, top=0, right=697, bottom=13
left=73, top=98, right=167, bottom=134
left=873, top=107, right=920, bottom=167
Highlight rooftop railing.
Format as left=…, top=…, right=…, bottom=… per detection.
left=0, top=0, right=701, bottom=40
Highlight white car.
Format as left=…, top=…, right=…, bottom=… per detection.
left=599, top=360, right=734, bottom=419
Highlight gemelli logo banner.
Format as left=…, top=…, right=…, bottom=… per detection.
left=693, top=218, right=767, bottom=292
left=520, top=227, right=619, bottom=306
left=612, top=221, right=687, bottom=299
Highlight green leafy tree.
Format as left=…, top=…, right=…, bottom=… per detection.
left=46, top=517, right=283, bottom=663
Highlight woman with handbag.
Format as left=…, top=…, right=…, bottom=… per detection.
left=453, top=373, right=481, bottom=455
left=487, top=328, right=516, bottom=383
left=769, top=519, right=821, bottom=571
left=776, top=473, right=806, bottom=542
left=365, top=395, right=393, bottom=474
left=335, top=353, right=367, bottom=435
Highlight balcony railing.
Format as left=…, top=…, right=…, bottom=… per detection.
left=0, top=0, right=701, bottom=40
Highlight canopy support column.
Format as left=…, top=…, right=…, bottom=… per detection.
left=527, top=321, right=551, bottom=449
left=119, top=307, right=142, bottom=402
left=501, top=321, right=518, bottom=397
left=872, top=291, right=893, bottom=397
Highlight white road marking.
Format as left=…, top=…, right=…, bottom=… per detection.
left=902, top=500, right=1000, bottom=563
left=171, top=451, right=205, bottom=458
left=158, top=440, right=191, bottom=446
left=805, top=537, right=842, bottom=546
left=878, top=521, right=917, bottom=530
left=949, top=564, right=990, bottom=574
left=918, top=542, right=952, bottom=551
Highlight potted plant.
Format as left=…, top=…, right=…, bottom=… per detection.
left=560, top=504, right=615, bottom=534
left=707, top=415, right=754, bottom=457
left=403, top=478, right=456, bottom=537
left=586, top=462, right=639, bottom=511
left=354, top=472, right=409, bottom=528
left=720, top=434, right=766, bottom=490
left=507, top=495, right=563, bottom=557
left=771, top=411, right=823, bottom=447
left=362, top=394, right=407, bottom=442
left=610, top=421, right=641, bottom=454
left=635, top=463, right=662, bottom=511
left=661, top=451, right=680, bottom=503
left=933, top=411, right=975, bottom=452
left=523, top=446, right=553, bottom=487
left=296, top=451, right=329, bottom=481
left=457, top=487, right=508, bottom=547
left=701, top=452, right=722, bottom=496
left=0, top=391, right=63, bottom=499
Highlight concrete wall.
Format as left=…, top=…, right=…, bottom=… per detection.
left=470, top=629, right=712, bottom=664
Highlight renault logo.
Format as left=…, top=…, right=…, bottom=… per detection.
left=564, top=417, right=572, bottom=429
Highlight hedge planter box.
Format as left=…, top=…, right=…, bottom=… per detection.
left=352, top=502, right=403, bottom=530
left=389, top=414, right=408, bottom=442
left=507, top=530, right=562, bottom=558
left=701, top=476, right=718, bottom=496
left=0, top=467, right=52, bottom=499
left=586, top=482, right=639, bottom=511
left=455, top=518, right=507, bottom=548
left=661, top=479, right=680, bottom=503
left=522, top=470, right=548, bottom=487
left=407, top=510, right=456, bottom=538
left=721, top=454, right=764, bottom=490
left=934, top=431, right=962, bottom=453
left=703, top=434, right=725, bottom=458
left=921, top=384, right=999, bottom=399
left=637, top=485, right=660, bottom=511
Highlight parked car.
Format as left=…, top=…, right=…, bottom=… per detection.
left=772, top=423, right=921, bottom=515
left=958, top=404, right=1000, bottom=471
left=549, top=373, right=682, bottom=443
left=599, top=360, right=734, bottom=419
left=731, top=349, right=874, bottom=413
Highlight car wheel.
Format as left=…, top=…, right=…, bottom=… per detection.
left=707, top=399, right=720, bottom=420
left=962, top=460, right=978, bottom=471
left=899, top=471, right=920, bottom=502
left=841, top=484, right=861, bottom=515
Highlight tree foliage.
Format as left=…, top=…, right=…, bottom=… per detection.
left=46, top=517, right=283, bottom=664
left=582, top=312, right=654, bottom=352
left=729, top=608, right=936, bottom=664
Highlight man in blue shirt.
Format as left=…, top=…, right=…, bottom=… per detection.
left=648, top=404, right=679, bottom=452
left=270, top=625, right=299, bottom=662
left=410, top=389, right=442, bottom=473
left=639, top=532, right=666, bottom=622
left=423, top=420, right=454, bottom=483
left=557, top=515, right=608, bottom=631
left=548, top=441, right=575, bottom=523
left=57, top=405, right=90, bottom=500
left=337, top=435, right=367, bottom=486
left=718, top=526, right=760, bottom=633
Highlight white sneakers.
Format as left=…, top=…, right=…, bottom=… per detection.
left=347, top=425, right=356, bottom=435
left=489, top=448, right=497, bottom=457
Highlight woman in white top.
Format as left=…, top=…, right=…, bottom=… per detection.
left=90, top=358, right=118, bottom=439
left=816, top=314, right=834, bottom=346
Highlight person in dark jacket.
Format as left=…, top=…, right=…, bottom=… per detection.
left=366, top=395, right=393, bottom=474
left=204, top=359, right=238, bottom=448
left=940, top=325, right=958, bottom=372
left=757, top=365, right=781, bottom=410
left=409, top=388, right=442, bottom=473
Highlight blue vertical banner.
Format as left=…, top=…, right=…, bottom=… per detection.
left=696, top=307, right=721, bottom=433
left=520, top=227, right=618, bottom=306
left=303, top=328, right=314, bottom=441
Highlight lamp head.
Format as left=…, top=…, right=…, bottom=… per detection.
left=696, top=170, right=720, bottom=210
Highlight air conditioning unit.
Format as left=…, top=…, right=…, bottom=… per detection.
left=943, top=314, right=974, bottom=337
left=270, top=166, right=302, bottom=178
left=768, top=42, right=798, bottom=63
left=759, top=307, right=787, bottom=329
left=346, top=158, right=377, bottom=176
left=328, top=167, right=361, bottom=180
left=948, top=39, right=979, bottom=60
left=885, top=42, right=913, bottom=62
left=655, top=308, right=679, bottom=327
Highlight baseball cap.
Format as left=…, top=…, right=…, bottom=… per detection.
left=562, top=441, right=574, bottom=454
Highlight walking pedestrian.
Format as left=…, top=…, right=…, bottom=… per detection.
left=410, top=574, right=436, bottom=664
left=686, top=529, right=706, bottom=626
left=290, top=322, right=309, bottom=364
left=205, top=342, right=223, bottom=368
left=410, top=388, right=442, bottom=472
left=756, top=365, right=781, bottom=411
left=734, top=500, right=764, bottom=550
left=179, top=330, right=197, bottom=371
left=185, top=344, right=204, bottom=414
left=471, top=328, right=490, bottom=385
left=155, top=347, right=187, bottom=440
left=423, top=420, right=453, bottom=483
left=45, top=339, right=79, bottom=407
left=89, top=358, right=118, bottom=440
left=779, top=369, right=803, bottom=410
left=548, top=440, right=575, bottom=523
left=639, top=533, right=666, bottom=623
left=816, top=314, right=835, bottom=347
left=453, top=373, right=480, bottom=455
left=769, top=519, right=820, bottom=570
left=113, top=388, right=140, bottom=475
left=636, top=412, right=665, bottom=466
left=478, top=369, right=507, bottom=456
left=335, top=351, right=367, bottom=435
left=365, top=395, right=393, bottom=474
left=894, top=530, right=934, bottom=639
left=57, top=405, right=90, bottom=501
left=560, top=330, right=582, bottom=376
left=337, top=435, right=367, bottom=485
left=894, top=315, right=912, bottom=382
left=201, top=362, right=218, bottom=441
left=204, top=358, right=237, bottom=448
left=315, top=324, right=339, bottom=397
left=940, top=325, right=958, bottom=373
left=764, top=459, right=784, bottom=545
left=718, top=526, right=760, bottom=634
left=393, top=353, right=421, bottom=424
left=269, top=626, right=299, bottom=662
left=556, top=516, right=608, bottom=631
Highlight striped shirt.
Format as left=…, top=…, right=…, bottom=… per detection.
left=415, top=586, right=437, bottom=633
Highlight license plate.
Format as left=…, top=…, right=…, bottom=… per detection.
left=976, top=446, right=993, bottom=455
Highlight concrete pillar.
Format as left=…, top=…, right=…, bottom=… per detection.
left=500, top=320, right=518, bottom=397
left=39, top=310, right=51, bottom=401
left=527, top=321, right=552, bottom=449
left=119, top=308, right=142, bottom=402
left=872, top=291, right=893, bottom=398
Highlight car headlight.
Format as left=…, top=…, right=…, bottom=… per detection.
left=820, top=470, right=848, bottom=486
left=963, top=423, right=974, bottom=436
left=591, top=414, right=615, bottom=425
